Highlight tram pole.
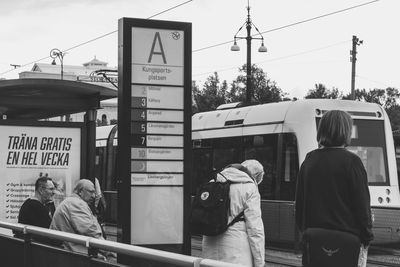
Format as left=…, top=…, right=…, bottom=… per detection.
left=84, top=109, right=97, bottom=181
left=350, top=35, right=363, bottom=100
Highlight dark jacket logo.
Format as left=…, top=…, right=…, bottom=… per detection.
left=322, top=247, right=339, bottom=256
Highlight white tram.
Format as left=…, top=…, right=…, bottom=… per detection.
left=192, top=99, right=400, bottom=245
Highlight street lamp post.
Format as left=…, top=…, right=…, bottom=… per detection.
left=50, top=48, right=65, bottom=80
left=231, top=3, right=267, bottom=105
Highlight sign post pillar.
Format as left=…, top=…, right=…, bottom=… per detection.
left=118, top=18, right=192, bottom=263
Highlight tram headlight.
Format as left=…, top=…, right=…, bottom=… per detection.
left=378, top=197, right=383, bottom=203
left=386, top=189, right=391, bottom=195
left=386, top=197, right=391, bottom=203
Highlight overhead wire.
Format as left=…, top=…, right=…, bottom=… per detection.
left=193, top=40, right=350, bottom=78
left=0, top=0, right=193, bottom=76
left=63, top=0, right=193, bottom=53
left=0, top=0, right=380, bottom=77
left=192, top=0, right=380, bottom=53
left=356, top=75, right=396, bottom=88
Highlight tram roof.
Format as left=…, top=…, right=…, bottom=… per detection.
left=192, top=99, right=384, bottom=131
left=0, top=78, right=117, bottom=120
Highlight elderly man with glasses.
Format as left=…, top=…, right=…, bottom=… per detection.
left=50, top=179, right=105, bottom=255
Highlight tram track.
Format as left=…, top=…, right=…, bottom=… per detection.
left=367, top=245, right=400, bottom=267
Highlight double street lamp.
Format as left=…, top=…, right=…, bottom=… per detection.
left=231, top=4, right=267, bottom=104
left=50, top=48, right=65, bottom=80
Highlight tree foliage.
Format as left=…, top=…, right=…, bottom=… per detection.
left=192, top=72, right=228, bottom=113
left=289, top=82, right=400, bottom=130
left=192, top=64, right=286, bottom=113
left=305, top=83, right=341, bottom=99
left=191, top=67, right=400, bottom=131
left=231, top=64, right=286, bottom=103
left=353, top=87, right=400, bottom=130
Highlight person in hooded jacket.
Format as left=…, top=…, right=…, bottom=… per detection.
left=202, top=159, right=265, bottom=267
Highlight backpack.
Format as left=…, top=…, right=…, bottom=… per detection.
left=190, top=164, right=253, bottom=236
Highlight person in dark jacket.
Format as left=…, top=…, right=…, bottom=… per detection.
left=295, top=110, right=373, bottom=264
left=17, top=176, right=55, bottom=228
left=14, top=176, right=61, bottom=246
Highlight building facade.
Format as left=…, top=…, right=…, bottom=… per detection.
left=19, top=57, right=118, bottom=124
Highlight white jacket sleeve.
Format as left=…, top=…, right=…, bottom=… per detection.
left=244, top=187, right=265, bottom=267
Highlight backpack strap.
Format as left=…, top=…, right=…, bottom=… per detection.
left=227, top=211, right=245, bottom=227
left=224, top=163, right=255, bottom=182
left=218, top=172, right=230, bottom=182
left=220, top=166, right=248, bottom=227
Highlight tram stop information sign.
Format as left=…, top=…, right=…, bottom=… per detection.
left=118, top=18, right=191, bottom=255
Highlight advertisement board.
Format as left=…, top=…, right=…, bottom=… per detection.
left=0, top=124, right=81, bottom=224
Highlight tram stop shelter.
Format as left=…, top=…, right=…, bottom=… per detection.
left=0, top=78, right=117, bottom=180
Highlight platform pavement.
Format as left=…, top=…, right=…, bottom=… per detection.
left=104, top=225, right=398, bottom=267
left=104, top=225, right=303, bottom=266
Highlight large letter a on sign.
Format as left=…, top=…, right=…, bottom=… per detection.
left=148, top=32, right=167, bottom=64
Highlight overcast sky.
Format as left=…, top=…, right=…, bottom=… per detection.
left=0, top=0, right=398, bottom=98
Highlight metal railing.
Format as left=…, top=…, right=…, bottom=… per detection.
left=0, top=220, right=244, bottom=267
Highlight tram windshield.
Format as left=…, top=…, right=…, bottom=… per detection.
left=347, top=120, right=388, bottom=185
left=317, top=119, right=388, bottom=185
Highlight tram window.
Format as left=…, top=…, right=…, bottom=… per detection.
left=193, top=134, right=299, bottom=201
left=213, top=137, right=242, bottom=170
left=192, top=148, right=213, bottom=195
left=280, top=134, right=299, bottom=201
left=109, top=146, right=118, bottom=191
left=244, top=134, right=278, bottom=200
left=95, top=147, right=106, bottom=182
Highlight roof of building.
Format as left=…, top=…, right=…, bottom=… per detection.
left=82, top=56, right=108, bottom=67
left=32, top=63, right=116, bottom=76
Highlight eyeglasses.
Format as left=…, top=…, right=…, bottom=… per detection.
left=83, top=188, right=96, bottom=194
left=41, top=186, right=55, bottom=191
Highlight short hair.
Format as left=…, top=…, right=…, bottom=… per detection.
left=241, top=159, right=264, bottom=184
left=73, top=179, right=94, bottom=194
left=317, top=110, right=353, bottom=147
left=35, top=177, right=53, bottom=191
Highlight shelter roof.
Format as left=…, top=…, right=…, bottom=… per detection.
left=0, top=78, right=117, bottom=120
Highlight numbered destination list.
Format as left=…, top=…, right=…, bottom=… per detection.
left=130, top=85, right=184, bottom=185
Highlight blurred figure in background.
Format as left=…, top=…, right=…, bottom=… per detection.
left=93, top=177, right=107, bottom=238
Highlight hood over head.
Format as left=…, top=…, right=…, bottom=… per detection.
left=216, top=167, right=255, bottom=183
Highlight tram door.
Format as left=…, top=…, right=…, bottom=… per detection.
left=95, top=125, right=118, bottom=224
